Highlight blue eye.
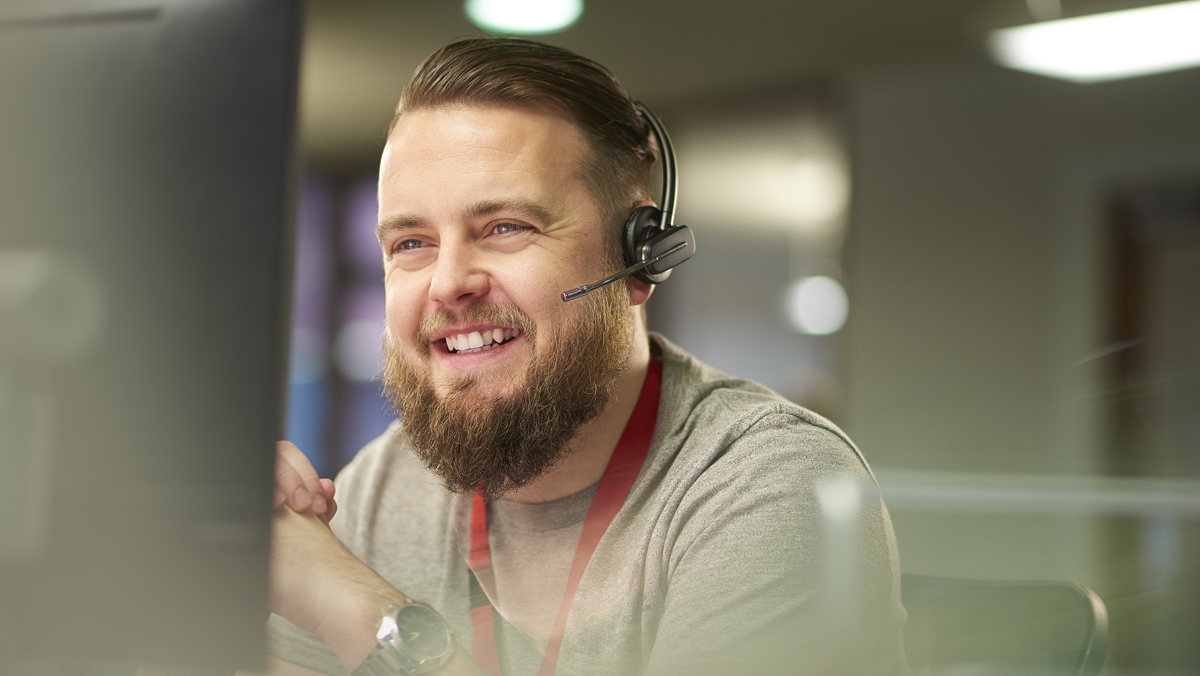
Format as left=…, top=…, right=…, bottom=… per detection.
left=494, top=222, right=526, bottom=235
left=395, top=238, right=424, bottom=252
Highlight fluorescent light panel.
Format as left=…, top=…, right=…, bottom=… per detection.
left=990, top=0, right=1200, bottom=82
left=465, top=0, right=583, bottom=35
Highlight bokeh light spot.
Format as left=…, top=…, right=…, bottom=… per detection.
left=786, top=276, right=849, bottom=335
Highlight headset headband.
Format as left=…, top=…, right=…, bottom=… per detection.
left=561, top=102, right=694, bottom=301
left=634, top=101, right=676, bottom=230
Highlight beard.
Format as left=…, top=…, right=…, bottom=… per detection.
left=381, top=285, right=634, bottom=499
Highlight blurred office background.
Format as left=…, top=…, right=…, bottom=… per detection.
left=285, top=1, right=1200, bottom=673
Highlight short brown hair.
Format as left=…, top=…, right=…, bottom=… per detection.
left=393, top=37, right=656, bottom=259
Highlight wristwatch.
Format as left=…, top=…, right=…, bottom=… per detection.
left=351, top=602, right=456, bottom=676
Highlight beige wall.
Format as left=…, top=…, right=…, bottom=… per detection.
left=842, top=58, right=1200, bottom=667
left=844, top=58, right=1200, bottom=477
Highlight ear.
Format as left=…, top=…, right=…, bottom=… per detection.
left=622, top=198, right=660, bottom=307
left=628, top=277, right=654, bottom=306
left=625, top=198, right=658, bottom=307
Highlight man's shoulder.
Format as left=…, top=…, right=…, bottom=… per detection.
left=652, top=334, right=871, bottom=481
left=654, top=334, right=856, bottom=445
left=655, top=334, right=829, bottom=418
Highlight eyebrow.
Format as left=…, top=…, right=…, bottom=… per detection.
left=375, top=199, right=558, bottom=244
left=376, top=214, right=424, bottom=244
left=466, top=198, right=556, bottom=225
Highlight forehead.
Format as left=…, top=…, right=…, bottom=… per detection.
left=378, top=105, right=589, bottom=209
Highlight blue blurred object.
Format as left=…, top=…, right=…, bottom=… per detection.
left=341, top=383, right=397, bottom=464
left=286, top=381, right=330, bottom=476
left=343, top=175, right=384, bottom=274
left=285, top=175, right=335, bottom=474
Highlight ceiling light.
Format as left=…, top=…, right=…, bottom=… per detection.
left=465, top=0, right=583, bottom=35
left=990, top=0, right=1200, bottom=83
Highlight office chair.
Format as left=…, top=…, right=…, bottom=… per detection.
left=901, top=574, right=1109, bottom=676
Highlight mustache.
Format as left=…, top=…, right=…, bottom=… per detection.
left=413, top=301, right=538, bottom=353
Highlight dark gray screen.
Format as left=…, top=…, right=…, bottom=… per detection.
left=0, top=0, right=298, bottom=671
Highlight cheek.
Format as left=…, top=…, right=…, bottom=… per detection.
left=568, top=235, right=614, bottom=280
left=491, top=264, right=562, bottom=320
left=384, top=283, right=421, bottom=343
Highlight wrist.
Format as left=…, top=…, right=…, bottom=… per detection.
left=351, top=602, right=460, bottom=676
left=316, top=567, right=409, bottom=671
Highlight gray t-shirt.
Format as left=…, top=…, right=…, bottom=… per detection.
left=267, top=336, right=909, bottom=676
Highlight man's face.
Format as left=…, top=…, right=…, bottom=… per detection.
left=376, top=105, right=633, bottom=496
left=378, top=105, right=619, bottom=397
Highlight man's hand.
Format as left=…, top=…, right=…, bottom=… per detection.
left=274, top=441, right=337, bottom=521
left=270, top=505, right=408, bottom=670
left=270, top=441, right=402, bottom=670
left=267, top=442, right=484, bottom=676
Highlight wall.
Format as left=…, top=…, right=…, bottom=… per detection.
left=843, top=57, right=1200, bottom=671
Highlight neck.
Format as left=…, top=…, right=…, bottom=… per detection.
left=504, top=324, right=653, bottom=504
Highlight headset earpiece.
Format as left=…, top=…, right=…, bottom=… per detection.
left=623, top=205, right=670, bottom=284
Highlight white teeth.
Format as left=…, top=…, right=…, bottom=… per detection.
left=445, top=328, right=522, bottom=353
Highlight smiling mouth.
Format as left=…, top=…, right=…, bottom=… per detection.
left=443, top=327, right=522, bottom=354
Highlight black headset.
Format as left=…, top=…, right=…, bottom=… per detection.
left=561, top=102, right=695, bottom=302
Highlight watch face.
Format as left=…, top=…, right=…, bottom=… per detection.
left=396, top=603, right=450, bottom=658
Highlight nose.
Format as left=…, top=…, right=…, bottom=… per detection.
left=427, top=240, right=489, bottom=308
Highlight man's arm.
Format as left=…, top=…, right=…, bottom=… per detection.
left=237, top=651, right=481, bottom=676
left=270, top=444, right=484, bottom=676
left=238, top=655, right=330, bottom=676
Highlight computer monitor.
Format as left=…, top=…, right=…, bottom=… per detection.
left=0, top=0, right=298, bottom=672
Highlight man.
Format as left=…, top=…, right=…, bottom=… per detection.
left=265, top=37, right=908, bottom=676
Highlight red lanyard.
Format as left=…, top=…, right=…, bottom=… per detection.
left=468, top=357, right=663, bottom=676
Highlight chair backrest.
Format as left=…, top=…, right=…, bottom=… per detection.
left=901, top=574, right=1109, bottom=676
